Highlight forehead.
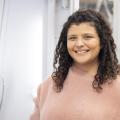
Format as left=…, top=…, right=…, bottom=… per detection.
left=67, top=22, right=98, bottom=35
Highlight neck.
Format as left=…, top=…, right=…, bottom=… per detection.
left=71, top=61, right=99, bottom=77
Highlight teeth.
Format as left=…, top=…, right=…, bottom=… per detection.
left=77, top=51, right=86, bottom=53
left=76, top=50, right=88, bottom=53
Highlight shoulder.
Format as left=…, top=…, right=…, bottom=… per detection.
left=105, top=75, right=120, bottom=92
left=114, top=75, right=120, bottom=98
left=37, top=76, right=53, bottom=108
left=115, top=75, right=120, bottom=84
left=115, top=75, right=120, bottom=85
left=40, top=76, right=53, bottom=95
left=112, top=75, right=120, bottom=92
left=30, top=77, right=53, bottom=119
left=37, top=76, right=53, bottom=95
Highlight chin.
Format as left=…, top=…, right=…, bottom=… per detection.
left=75, top=61, right=90, bottom=65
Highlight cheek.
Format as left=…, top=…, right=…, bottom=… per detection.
left=92, top=45, right=101, bottom=55
left=67, top=42, right=73, bottom=50
left=89, top=40, right=100, bottom=50
left=67, top=44, right=74, bottom=57
left=67, top=43, right=71, bottom=54
left=89, top=42, right=100, bottom=54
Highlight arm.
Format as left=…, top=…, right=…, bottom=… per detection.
left=29, top=85, right=41, bottom=120
left=29, top=77, right=51, bottom=120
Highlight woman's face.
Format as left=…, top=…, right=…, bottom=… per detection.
left=67, top=22, right=100, bottom=66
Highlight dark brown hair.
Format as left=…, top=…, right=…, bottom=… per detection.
left=52, top=9, right=120, bottom=92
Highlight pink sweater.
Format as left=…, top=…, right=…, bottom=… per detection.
left=30, top=68, right=120, bottom=120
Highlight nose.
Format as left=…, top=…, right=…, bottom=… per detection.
left=75, top=39, right=84, bottom=47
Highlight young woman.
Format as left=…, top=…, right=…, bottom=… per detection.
left=30, top=9, right=120, bottom=120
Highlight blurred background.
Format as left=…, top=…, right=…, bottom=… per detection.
left=0, top=0, right=120, bottom=120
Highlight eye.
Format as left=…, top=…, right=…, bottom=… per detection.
left=68, top=36, right=77, bottom=41
left=84, top=35, right=94, bottom=40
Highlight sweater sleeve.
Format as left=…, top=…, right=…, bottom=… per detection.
left=29, top=85, right=41, bottom=120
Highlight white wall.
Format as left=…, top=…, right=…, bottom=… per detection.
left=113, top=0, right=120, bottom=61
left=0, top=0, right=47, bottom=120
left=42, top=0, right=70, bottom=79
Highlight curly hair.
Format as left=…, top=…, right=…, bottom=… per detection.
left=52, top=9, right=120, bottom=92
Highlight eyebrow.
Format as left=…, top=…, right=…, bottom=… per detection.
left=82, top=33, right=95, bottom=36
left=68, top=33, right=95, bottom=37
left=67, top=35, right=76, bottom=37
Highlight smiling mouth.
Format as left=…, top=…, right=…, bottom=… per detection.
left=75, top=50, right=90, bottom=54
